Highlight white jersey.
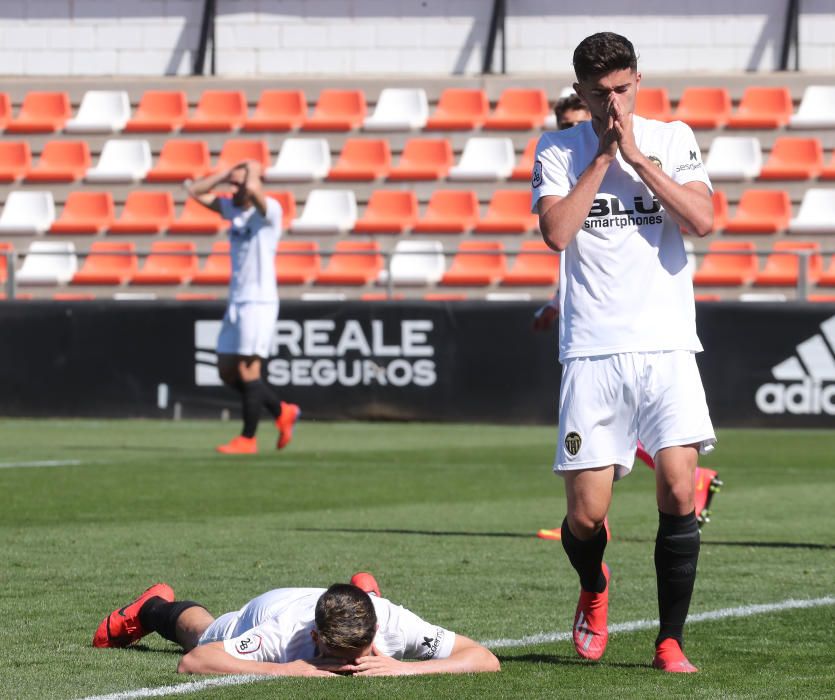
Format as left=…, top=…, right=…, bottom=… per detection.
left=531, top=116, right=712, bottom=361
left=198, top=587, right=457, bottom=664
left=218, top=196, right=282, bottom=304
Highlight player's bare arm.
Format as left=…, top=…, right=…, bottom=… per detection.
left=339, top=635, right=500, bottom=677
left=242, top=159, right=268, bottom=216
left=186, top=168, right=233, bottom=213
left=610, top=97, right=713, bottom=237
left=177, top=641, right=338, bottom=677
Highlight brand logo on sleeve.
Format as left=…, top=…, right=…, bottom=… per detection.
left=532, top=160, right=543, bottom=187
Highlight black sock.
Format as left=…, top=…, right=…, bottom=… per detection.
left=561, top=516, right=608, bottom=593
left=655, top=510, right=700, bottom=646
left=241, top=380, right=263, bottom=438
left=253, top=379, right=282, bottom=420
left=138, top=597, right=205, bottom=645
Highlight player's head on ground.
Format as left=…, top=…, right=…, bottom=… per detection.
left=572, top=32, right=640, bottom=127
left=311, top=583, right=378, bottom=662
left=554, top=93, right=591, bottom=130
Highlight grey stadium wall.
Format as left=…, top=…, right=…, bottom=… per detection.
left=2, top=300, right=835, bottom=427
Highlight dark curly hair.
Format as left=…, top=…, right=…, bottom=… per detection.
left=314, top=584, right=377, bottom=651
left=573, top=32, right=637, bottom=81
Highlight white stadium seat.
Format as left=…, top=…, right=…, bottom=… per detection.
left=789, top=85, right=835, bottom=129
left=65, top=90, right=131, bottom=133
left=16, top=241, right=77, bottom=285
left=290, top=189, right=357, bottom=234
left=788, top=188, right=835, bottom=234
left=380, top=240, right=446, bottom=286
left=86, top=139, right=152, bottom=182
left=448, top=137, right=515, bottom=180
left=363, top=88, right=429, bottom=131
left=704, top=136, right=762, bottom=180
left=264, top=138, right=331, bottom=182
left=0, top=190, right=55, bottom=235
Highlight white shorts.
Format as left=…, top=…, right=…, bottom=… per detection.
left=555, top=350, right=716, bottom=480
left=216, top=301, right=278, bottom=359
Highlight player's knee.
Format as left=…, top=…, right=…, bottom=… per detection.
left=567, top=512, right=606, bottom=539
left=659, top=481, right=695, bottom=514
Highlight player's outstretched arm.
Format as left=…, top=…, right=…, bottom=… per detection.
left=177, top=641, right=337, bottom=677
left=347, top=635, right=500, bottom=677
left=185, top=169, right=233, bottom=213
left=242, top=160, right=268, bottom=216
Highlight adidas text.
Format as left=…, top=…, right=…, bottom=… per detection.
left=755, top=379, right=835, bottom=415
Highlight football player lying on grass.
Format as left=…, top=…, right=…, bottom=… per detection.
left=93, top=572, right=500, bottom=677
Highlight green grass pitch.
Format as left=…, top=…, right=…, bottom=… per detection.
left=0, top=419, right=833, bottom=699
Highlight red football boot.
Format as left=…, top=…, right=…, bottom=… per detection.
left=216, top=435, right=258, bottom=454
left=572, top=563, right=610, bottom=660
left=694, top=466, right=722, bottom=526
left=350, top=571, right=381, bottom=597
left=276, top=402, right=301, bottom=450
left=93, top=583, right=174, bottom=648
left=652, top=638, right=698, bottom=673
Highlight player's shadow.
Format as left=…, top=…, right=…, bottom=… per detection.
left=129, top=644, right=183, bottom=656
left=292, top=526, right=531, bottom=539
left=617, top=536, right=834, bottom=551
left=497, top=652, right=648, bottom=670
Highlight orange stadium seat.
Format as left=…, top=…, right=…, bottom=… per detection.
left=693, top=241, right=759, bottom=286
left=423, top=292, right=467, bottom=301
left=820, top=151, right=835, bottom=180
left=328, top=138, right=391, bottom=181
left=818, top=256, right=835, bottom=287
left=50, top=192, right=114, bottom=235
left=0, top=92, right=10, bottom=130
left=191, top=240, right=231, bottom=285
left=501, top=239, right=558, bottom=286
left=131, top=240, right=198, bottom=285
left=109, top=191, right=174, bottom=234
left=0, top=242, right=12, bottom=284
left=175, top=293, right=218, bottom=301
left=635, top=87, right=672, bottom=121
left=215, top=139, right=271, bottom=172
left=53, top=292, right=96, bottom=301
left=440, top=241, right=507, bottom=286
left=168, top=198, right=226, bottom=235
left=302, top=90, right=367, bottom=131
left=353, top=190, right=418, bottom=233
left=388, top=138, right=453, bottom=181
left=264, top=191, right=297, bottom=229
left=182, top=90, right=247, bottom=132
left=425, top=88, right=489, bottom=130
left=484, top=88, right=549, bottom=130
left=727, top=87, right=793, bottom=129
left=412, top=190, right=479, bottom=234
left=673, top=87, right=732, bottom=129
left=511, top=137, right=537, bottom=181
left=242, top=89, right=307, bottom=131
left=24, top=141, right=91, bottom=182
left=758, top=137, right=823, bottom=180
left=6, top=91, right=71, bottom=133
left=754, top=241, right=822, bottom=287
left=475, top=190, right=538, bottom=234
left=124, top=90, right=188, bottom=132
left=0, top=141, right=32, bottom=182
left=725, top=189, right=791, bottom=234
left=315, top=240, right=382, bottom=285
left=276, top=240, right=321, bottom=284
left=711, top=190, right=729, bottom=232
left=71, top=241, right=137, bottom=285
left=146, top=140, right=211, bottom=182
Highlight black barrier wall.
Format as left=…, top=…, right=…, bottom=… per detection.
left=1, top=301, right=834, bottom=427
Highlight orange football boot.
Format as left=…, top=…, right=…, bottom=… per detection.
left=573, top=563, right=610, bottom=660
left=652, top=638, right=698, bottom=673
left=93, top=583, right=174, bottom=648
left=537, top=518, right=611, bottom=541
left=216, top=435, right=258, bottom=454
left=350, top=571, right=381, bottom=597
left=276, top=402, right=301, bottom=449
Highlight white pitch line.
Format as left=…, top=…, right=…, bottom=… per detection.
left=0, top=459, right=82, bottom=469
left=76, top=595, right=835, bottom=700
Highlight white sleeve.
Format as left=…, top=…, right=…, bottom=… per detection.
left=394, top=606, right=456, bottom=661
left=221, top=620, right=283, bottom=663
left=669, top=122, right=713, bottom=192
left=264, top=196, right=283, bottom=227
left=531, top=134, right=572, bottom=213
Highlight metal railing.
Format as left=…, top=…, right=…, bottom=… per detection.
left=2, top=247, right=834, bottom=302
